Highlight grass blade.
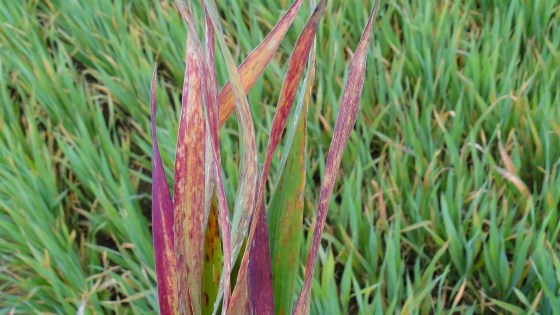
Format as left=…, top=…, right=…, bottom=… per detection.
left=200, top=3, right=260, bottom=313
left=217, top=0, right=305, bottom=127
left=150, top=67, right=178, bottom=315
left=293, top=1, right=380, bottom=314
left=201, top=194, right=223, bottom=315
left=173, top=5, right=207, bottom=313
left=228, top=2, right=326, bottom=313
left=203, top=9, right=233, bottom=315
left=256, top=0, right=326, bottom=214
left=201, top=0, right=259, bottom=266
left=268, top=35, right=315, bottom=314
left=248, top=204, right=275, bottom=313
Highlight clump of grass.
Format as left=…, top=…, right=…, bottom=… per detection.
left=150, top=0, right=379, bottom=313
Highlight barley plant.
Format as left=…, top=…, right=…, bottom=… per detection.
left=150, top=0, right=378, bottom=314
left=1, top=0, right=559, bottom=314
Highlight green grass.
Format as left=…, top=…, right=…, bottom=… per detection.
left=1, top=0, right=560, bottom=313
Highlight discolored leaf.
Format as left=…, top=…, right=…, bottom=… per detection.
left=293, top=1, right=380, bottom=314
left=201, top=0, right=259, bottom=267
left=268, top=36, right=315, bottom=314
left=201, top=194, right=223, bottom=315
left=201, top=1, right=260, bottom=313
left=150, top=66, right=179, bottom=315
left=248, top=203, right=275, bottom=314
left=202, top=8, right=234, bottom=315
left=217, top=0, right=305, bottom=127
left=231, top=1, right=327, bottom=313
left=173, top=5, right=207, bottom=314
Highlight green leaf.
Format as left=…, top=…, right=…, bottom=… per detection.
left=268, top=50, right=314, bottom=314
left=201, top=195, right=223, bottom=315
left=489, top=298, right=527, bottom=314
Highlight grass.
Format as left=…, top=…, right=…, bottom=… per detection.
left=1, top=0, right=559, bottom=313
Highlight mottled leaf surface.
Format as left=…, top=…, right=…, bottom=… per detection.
left=230, top=2, right=326, bottom=313
left=202, top=1, right=259, bottom=314
left=202, top=9, right=234, bottom=314
left=150, top=67, right=179, bottom=315
left=293, top=1, right=379, bottom=314
left=201, top=195, right=223, bottom=315
left=173, top=5, right=207, bottom=314
left=202, top=0, right=259, bottom=267
left=217, top=0, right=305, bottom=127
left=268, top=38, right=315, bottom=314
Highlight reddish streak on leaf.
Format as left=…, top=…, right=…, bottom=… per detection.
left=293, top=1, right=379, bottom=314
left=248, top=203, right=275, bottom=313
left=203, top=0, right=258, bottom=271
left=231, top=1, right=327, bottom=314
left=269, top=35, right=315, bottom=315
left=228, top=273, right=250, bottom=315
left=174, top=5, right=207, bottom=314
left=151, top=67, right=178, bottom=315
left=217, top=0, right=305, bottom=127
left=203, top=8, right=233, bottom=314
left=255, top=0, right=326, bottom=224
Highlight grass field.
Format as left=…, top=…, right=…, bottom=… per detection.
left=1, top=0, right=560, bottom=314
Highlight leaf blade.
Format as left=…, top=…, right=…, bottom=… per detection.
left=293, top=1, right=380, bottom=314
left=201, top=194, right=223, bottom=315
left=173, top=6, right=208, bottom=313
left=268, top=37, right=315, bottom=314
left=202, top=9, right=234, bottom=315
left=229, top=1, right=327, bottom=313
left=248, top=204, right=275, bottom=314
left=150, top=67, right=179, bottom=315
left=217, top=0, right=305, bottom=127
left=201, top=1, right=260, bottom=314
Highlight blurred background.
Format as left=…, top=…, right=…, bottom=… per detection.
left=1, top=0, right=560, bottom=313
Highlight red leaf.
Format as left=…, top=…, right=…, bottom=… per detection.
left=203, top=8, right=233, bottom=314
left=293, top=1, right=380, bottom=314
left=217, top=0, right=305, bottom=127
left=231, top=1, right=327, bottom=313
left=173, top=4, right=208, bottom=314
left=150, top=66, right=178, bottom=315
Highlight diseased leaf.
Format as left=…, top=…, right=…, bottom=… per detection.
left=268, top=35, right=315, bottom=315
left=201, top=1, right=260, bottom=313
left=231, top=1, right=326, bottom=313
left=227, top=274, right=250, bottom=315
left=293, top=1, right=380, bottom=314
left=156, top=1, right=377, bottom=313
left=173, top=5, right=207, bottom=314
left=203, top=8, right=233, bottom=315
left=150, top=66, right=179, bottom=315
left=256, top=0, right=326, bottom=208
left=247, top=204, right=275, bottom=313
left=217, top=0, right=305, bottom=127
left=201, top=0, right=259, bottom=267
left=201, top=194, right=223, bottom=315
